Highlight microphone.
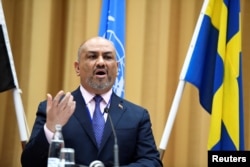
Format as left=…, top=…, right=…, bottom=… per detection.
left=89, top=160, right=105, bottom=167
left=104, top=107, right=119, bottom=167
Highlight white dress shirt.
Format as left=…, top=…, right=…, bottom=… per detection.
left=44, top=85, right=112, bottom=143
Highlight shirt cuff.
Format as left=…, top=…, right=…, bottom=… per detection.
left=44, top=124, right=54, bottom=144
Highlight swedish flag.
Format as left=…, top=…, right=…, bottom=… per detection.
left=183, top=0, right=244, bottom=150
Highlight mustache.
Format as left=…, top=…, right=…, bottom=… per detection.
left=94, top=67, right=107, bottom=75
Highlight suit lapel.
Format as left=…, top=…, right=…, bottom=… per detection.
left=71, top=88, right=126, bottom=151
left=71, top=88, right=97, bottom=146
left=99, top=93, right=126, bottom=151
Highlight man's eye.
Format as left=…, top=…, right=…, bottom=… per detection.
left=103, top=54, right=113, bottom=60
left=104, top=56, right=112, bottom=60
left=88, top=54, right=96, bottom=59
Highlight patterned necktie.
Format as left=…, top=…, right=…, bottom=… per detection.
left=92, top=95, right=105, bottom=148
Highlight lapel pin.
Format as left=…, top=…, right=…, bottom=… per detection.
left=118, top=103, right=123, bottom=109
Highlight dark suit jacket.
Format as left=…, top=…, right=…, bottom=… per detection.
left=21, top=87, right=162, bottom=167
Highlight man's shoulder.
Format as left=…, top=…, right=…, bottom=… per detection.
left=112, top=94, right=147, bottom=112
left=123, top=98, right=144, bottom=109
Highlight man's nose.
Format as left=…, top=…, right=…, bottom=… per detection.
left=96, top=55, right=105, bottom=64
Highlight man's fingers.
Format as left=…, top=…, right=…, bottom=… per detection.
left=47, top=93, right=52, bottom=105
left=65, top=97, right=76, bottom=113
left=58, top=92, right=71, bottom=111
left=70, top=101, right=76, bottom=113
left=46, top=90, right=75, bottom=130
left=52, top=90, right=65, bottom=108
left=46, top=93, right=52, bottom=111
left=60, top=93, right=75, bottom=114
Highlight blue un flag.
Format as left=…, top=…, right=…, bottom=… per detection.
left=98, top=0, right=126, bottom=98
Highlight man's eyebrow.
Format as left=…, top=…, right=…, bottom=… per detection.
left=86, top=51, right=97, bottom=54
left=84, top=50, right=115, bottom=55
left=103, top=51, right=114, bottom=54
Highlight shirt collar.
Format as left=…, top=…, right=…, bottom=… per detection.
left=79, top=85, right=112, bottom=104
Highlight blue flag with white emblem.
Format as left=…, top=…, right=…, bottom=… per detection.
left=98, top=0, right=126, bottom=98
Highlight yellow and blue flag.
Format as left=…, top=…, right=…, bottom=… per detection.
left=98, top=0, right=126, bottom=98
left=182, top=0, right=244, bottom=150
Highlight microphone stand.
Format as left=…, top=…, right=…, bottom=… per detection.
left=105, top=108, right=119, bottom=167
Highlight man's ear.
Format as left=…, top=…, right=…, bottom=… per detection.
left=74, top=61, right=80, bottom=76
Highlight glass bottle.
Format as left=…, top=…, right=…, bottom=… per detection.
left=47, top=124, right=65, bottom=167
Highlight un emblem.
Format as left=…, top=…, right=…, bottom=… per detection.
left=101, top=30, right=125, bottom=97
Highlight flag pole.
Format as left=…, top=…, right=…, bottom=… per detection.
left=158, top=0, right=209, bottom=160
left=13, top=88, right=29, bottom=149
left=158, top=81, right=186, bottom=160
left=0, top=0, right=29, bottom=149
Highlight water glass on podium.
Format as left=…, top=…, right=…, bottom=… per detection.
left=59, top=148, right=75, bottom=167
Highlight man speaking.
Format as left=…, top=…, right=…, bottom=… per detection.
left=21, top=37, right=162, bottom=167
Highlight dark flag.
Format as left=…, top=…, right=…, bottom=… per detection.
left=0, top=1, right=28, bottom=149
left=0, top=24, right=15, bottom=92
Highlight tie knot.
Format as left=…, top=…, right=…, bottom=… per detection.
left=94, top=95, right=102, bottom=103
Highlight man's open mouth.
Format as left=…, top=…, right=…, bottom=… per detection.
left=95, top=69, right=107, bottom=77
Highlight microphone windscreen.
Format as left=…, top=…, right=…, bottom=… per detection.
left=104, top=107, right=109, bottom=113
left=89, top=160, right=105, bottom=167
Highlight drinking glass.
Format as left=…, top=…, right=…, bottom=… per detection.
left=59, top=148, right=75, bottom=167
